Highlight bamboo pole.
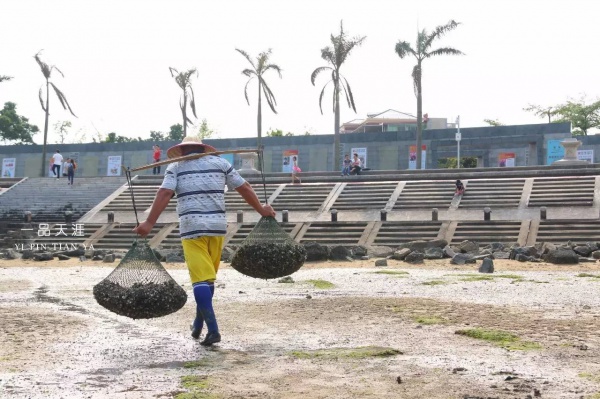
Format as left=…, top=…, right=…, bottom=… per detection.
left=130, top=149, right=260, bottom=172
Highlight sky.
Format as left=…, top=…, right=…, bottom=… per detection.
left=1, top=0, right=599, bottom=144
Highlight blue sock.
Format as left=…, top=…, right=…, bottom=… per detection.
left=192, top=284, right=215, bottom=331
left=193, top=282, right=218, bottom=333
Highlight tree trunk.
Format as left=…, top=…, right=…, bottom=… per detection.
left=257, top=80, right=262, bottom=149
left=416, top=62, right=423, bottom=170
left=182, top=93, right=187, bottom=138
left=40, top=80, right=50, bottom=177
left=333, top=77, right=341, bottom=171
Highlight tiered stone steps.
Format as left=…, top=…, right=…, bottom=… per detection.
left=535, top=220, right=600, bottom=244
left=394, top=181, right=455, bottom=209
left=332, top=182, right=397, bottom=210
left=28, top=223, right=105, bottom=249
left=270, top=184, right=336, bottom=211
left=92, top=223, right=164, bottom=250
left=372, top=221, right=443, bottom=246
left=224, top=184, right=278, bottom=211
left=103, top=183, right=165, bottom=212
left=458, top=179, right=525, bottom=208
left=451, top=221, right=522, bottom=245
left=0, top=177, right=22, bottom=190
left=528, top=177, right=595, bottom=207
left=298, top=222, right=368, bottom=245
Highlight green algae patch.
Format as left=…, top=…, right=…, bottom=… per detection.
left=290, top=346, right=402, bottom=360
left=421, top=280, right=448, bottom=286
left=372, top=270, right=409, bottom=275
left=455, top=328, right=541, bottom=351
left=305, top=279, right=335, bottom=289
left=460, top=275, right=495, bottom=282
left=176, top=376, right=220, bottom=399
left=184, top=360, right=211, bottom=369
left=414, top=316, right=446, bottom=325
left=577, top=273, right=600, bottom=278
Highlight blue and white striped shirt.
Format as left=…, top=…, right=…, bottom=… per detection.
left=160, top=155, right=246, bottom=239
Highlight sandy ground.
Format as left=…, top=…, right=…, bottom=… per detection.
left=2, top=257, right=600, bottom=398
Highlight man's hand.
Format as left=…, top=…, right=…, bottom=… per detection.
left=259, top=203, right=276, bottom=218
left=133, top=220, right=154, bottom=238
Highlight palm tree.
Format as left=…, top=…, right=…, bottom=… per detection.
left=395, top=20, right=463, bottom=169
left=0, top=75, right=12, bottom=83
left=311, top=21, right=365, bottom=170
left=169, top=67, right=198, bottom=138
left=236, top=48, right=282, bottom=148
left=34, top=50, right=76, bottom=177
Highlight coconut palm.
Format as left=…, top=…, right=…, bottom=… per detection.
left=311, top=21, right=365, bottom=170
left=395, top=20, right=463, bottom=169
left=34, top=50, right=76, bottom=177
left=0, top=75, right=12, bottom=83
left=169, top=67, right=198, bottom=138
left=236, top=48, right=282, bottom=148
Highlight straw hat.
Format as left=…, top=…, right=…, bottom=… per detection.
left=166, top=136, right=217, bottom=159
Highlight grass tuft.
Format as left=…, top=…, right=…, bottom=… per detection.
left=460, top=276, right=495, bottom=282
left=372, top=270, right=409, bottom=275
left=184, top=360, right=210, bottom=369
left=290, top=346, right=401, bottom=359
left=414, top=316, right=446, bottom=325
left=455, top=328, right=541, bottom=351
left=577, top=273, right=600, bottom=278
left=305, top=279, right=335, bottom=289
left=421, top=280, right=448, bottom=286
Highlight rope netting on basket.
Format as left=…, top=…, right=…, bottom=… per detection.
left=92, top=168, right=187, bottom=319
left=230, top=151, right=306, bottom=279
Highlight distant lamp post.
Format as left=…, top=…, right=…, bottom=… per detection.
left=455, top=116, right=461, bottom=168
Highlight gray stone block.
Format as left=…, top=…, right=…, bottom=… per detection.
left=404, top=251, right=424, bottom=264
left=375, top=259, right=388, bottom=267
left=545, top=249, right=579, bottom=265
left=398, top=239, right=448, bottom=252
left=391, top=248, right=411, bottom=260
left=479, top=258, right=494, bottom=273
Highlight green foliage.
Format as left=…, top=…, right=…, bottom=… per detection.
left=437, top=156, right=477, bottom=168
left=266, top=128, right=294, bottom=137
left=197, top=119, right=215, bottom=139
left=149, top=131, right=165, bottom=142
left=523, top=104, right=555, bottom=123
left=455, top=328, right=542, bottom=350
left=290, top=346, right=401, bottom=359
left=553, top=96, right=600, bottom=136
left=0, top=102, right=39, bottom=144
left=169, top=124, right=184, bottom=141
left=53, top=120, right=72, bottom=144
left=104, top=132, right=134, bottom=143
left=483, top=118, right=504, bottom=126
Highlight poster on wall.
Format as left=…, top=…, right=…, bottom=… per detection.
left=408, top=145, right=426, bottom=170
left=282, top=150, right=298, bottom=173
left=577, top=149, right=594, bottom=163
left=546, top=139, right=565, bottom=165
left=220, top=153, right=234, bottom=165
left=350, top=147, right=367, bottom=169
left=107, top=156, right=122, bottom=176
left=2, top=158, right=16, bottom=177
left=498, top=152, right=516, bottom=167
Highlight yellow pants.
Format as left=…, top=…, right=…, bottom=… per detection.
left=181, top=236, right=224, bottom=284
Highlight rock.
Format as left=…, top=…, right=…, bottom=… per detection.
left=490, top=242, right=505, bottom=252
left=586, top=242, right=599, bottom=252
left=79, top=256, right=87, bottom=262
left=221, top=246, right=235, bottom=262
left=165, top=252, right=185, bottom=263
left=540, top=242, right=557, bottom=255
left=34, top=252, right=54, bottom=261
left=303, top=241, right=329, bottom=262
left=350, top=245, right=368, bottom=258
left=391, top=248, right=411, bottom=260
left=329, top=245, right=351, bottom=261
left=443, top=246, right=456, bottom=258
left=545, top=249, right=579, bottom=265
left=573, top=245, right=592, bottom=257
left=578, top=257, right=596, bottom=263
left=366, top=245, right=394, bottom=258
left=493, top=251, right=510, bottom=259
left=21, top=249, right=34, bottom=259
left=92, top=255, right=104, bottom=261
left=57, top=254, right=70, bottom=261
left=510, top=246, right=538, bottom=259
left=375, top=259, right=388, bottom=267
left=3, top=249, right=19, bottom=260
left=459, top=240, right=479, bottom=254
left=479, top=258, right=494, bottom=273
left=360, top=256, right=370, bottom=260
left=305, top=294, right=312, bottom=299
left=480, top=249, right=493, bottom=256
left=592, top=250, right=600, bottom=260
left=515, top=254, right=530, bottom=262
left=450, top=253, right=475, bottom=265
left=278, top=276, right=294, bottom=283
left=102, top=254, right=115, bottom=263
left=424, top=247, right=443, bottom=259
left=398, top=239, right=448, bottom=252
left=405, top=251, right=424, bottom=264
left=63, top=245, right=85, bottom=257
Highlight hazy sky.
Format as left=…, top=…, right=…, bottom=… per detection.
left=1, top=0, right=599, bottom=144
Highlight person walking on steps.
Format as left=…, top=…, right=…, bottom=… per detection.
left=66, top=158, right=77, bottom=185
left=152, top=145, right=162, bottom=175
left=291, top=155, right=302, bottom=184
left=455, top=179, right=465, bottom=195
left=51, top=150, right=63, bottom=179
left=133, top=137, right=275, bottom=346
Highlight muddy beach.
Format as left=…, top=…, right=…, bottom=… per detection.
left=2, top=258, right=600, bottom=398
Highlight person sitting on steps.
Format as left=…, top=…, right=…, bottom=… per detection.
left=350, top=153, right=362, bottom=175
left=455, top=179, right=465, bottom=195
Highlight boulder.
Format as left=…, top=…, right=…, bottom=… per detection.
left=329, top=245, right=352, bottom=261
left=21, top=249, right=34, bottom=260
left=515, top=254, right=530, bottom=262
left=398, top=239, right=448, bottom=252
left=391, top=248, right=411, bottom=260
left=424, top=247, right=443, bottom=259
left=586, top=242, right=599, bottom=252
left=510, top=246, right=538, bottom=260
left=34, top=252, right=54, bottom=261
left=592, top=250, right=600, bottom=260
left=493, top=251, right=510, bottom=259
left=57, top=254, right=70, bottom=261
left=278, top=276, right=294, bottom=283
left=375, top=259, right=388, bottom=267
left=490, top=242, right=505, bottom=252
left=63, top=245, right=86, bottom=257
left=92, top=255, right=103, bottom=261
left=443, top=246, right=456, bottom=258
left=450, top=253, right=476, bottom=265
left=404, top=251, right=424, bottom=264
left=545, top=249, right=579, bottom=265
left=573, top=246, right=592, bottom=257
left=303, top=241, right=329, bottom=262
left=350, top=245, right=368, bottom=258
left=367, top=245, right=394, bottom=258
left=102, top=254, right=116, bottom=263
left=479, top=258, right=494, bottom=273
left=539, top=242, right=557, bottom=255
left=3, top=249, right=20, bottom=260
left=459, top=240, right=479, bottom=254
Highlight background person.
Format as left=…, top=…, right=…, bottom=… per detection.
left=341, top=154, right=351, bottom=176
left=350, top=153, right=362, bottom=175
left=51, top=150, right=63, bottom=179
left=291, top=155, right=302, bottom=184
left=152, top=145, right=162, bottom=175
left=66, top=158, right=77, bottom=185
left=133, top=137, right=275, bottom=346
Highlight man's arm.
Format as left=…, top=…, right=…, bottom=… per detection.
left=235, top=182, right=276, bottom=217
left=132, top=188, right=174, bottom=237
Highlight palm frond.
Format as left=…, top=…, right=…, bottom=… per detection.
left=52, top=65, right=65, bottom=78
left=395, top=41, right=416, bottom=59
left=189, top=85, right=197, bottom=118
left=169, top=67, right=179, bottom=77
left=341, top=76, right=357, bottom=112
left=311, top=66, right=331, bottom=85
left=243, top=77, right=254, bottom=105
left=242, top=68, right=255, bottom=77
left=426, top=47, right=464, bottom=58
left=236, top=48, right=257, bottom=71
left=50, top=82, right=76, bottom=117
left=38, top=87, right=47, bottom=112
left=264, top=63, right=282, bottom=78
left=423, top=20, right=461, bottom=51
left=33, top=50, right=51, bottom=79
left=261, top=79, right=278, bottom=114
left=318, top=80, right=331, bottom=115
left=0, top=75, right=13, bottom=83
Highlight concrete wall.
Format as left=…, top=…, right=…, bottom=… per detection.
left=0, top=123, right=573, bottom=177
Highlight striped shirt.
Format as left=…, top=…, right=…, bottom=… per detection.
left=160, top=155, right=246, bottom=239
